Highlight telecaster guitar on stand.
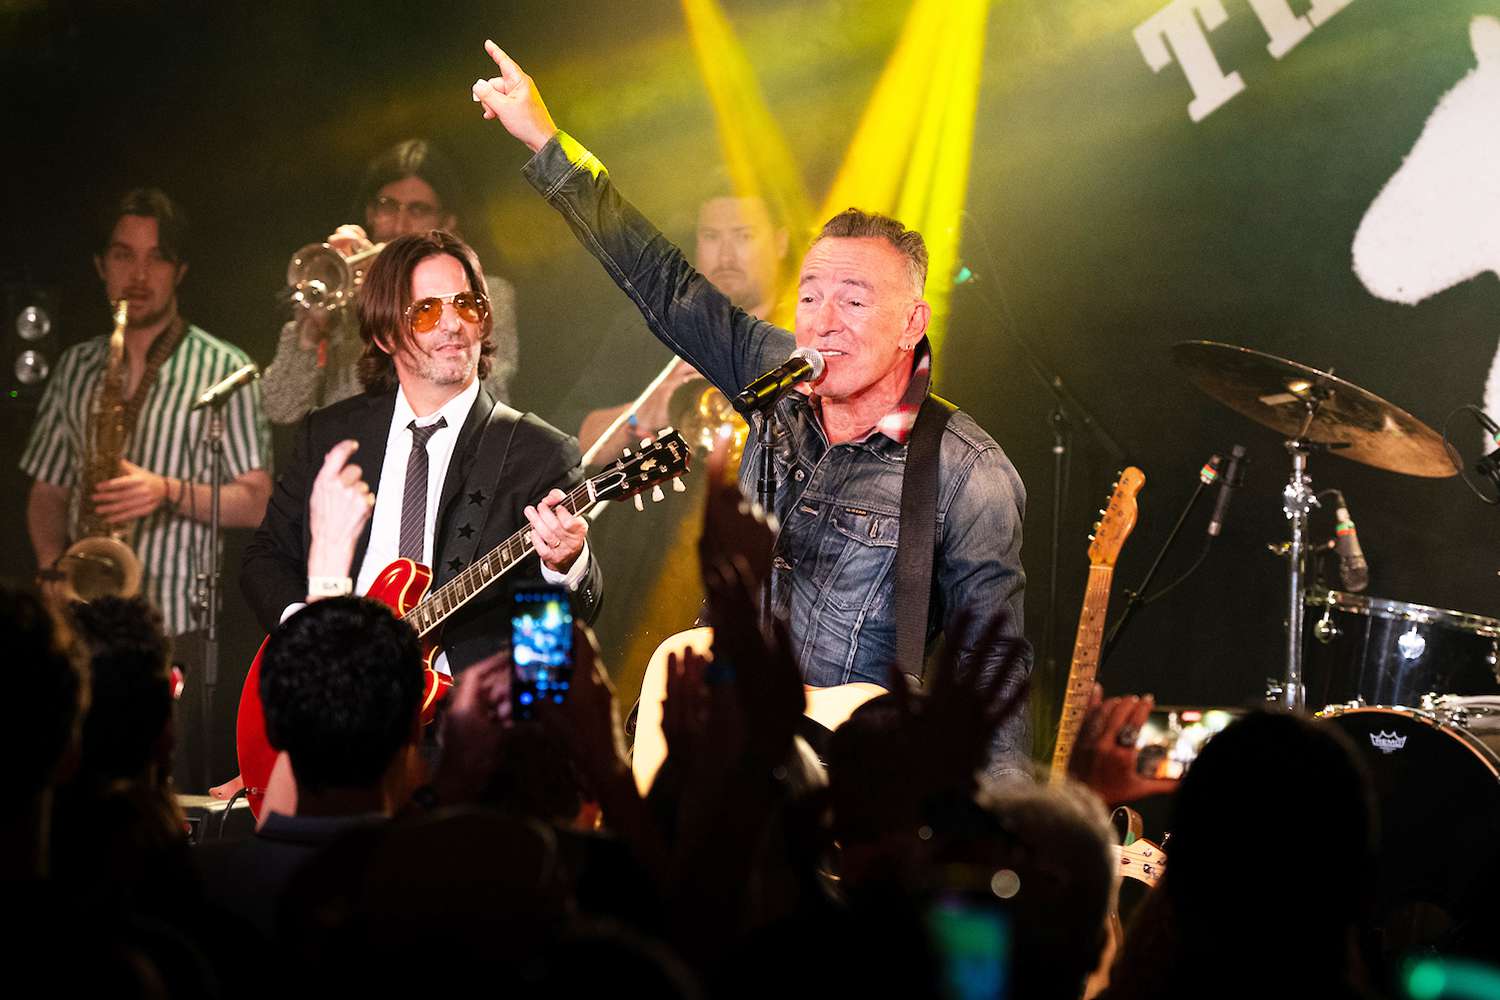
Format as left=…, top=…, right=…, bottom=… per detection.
left=232, top=430, right=692, bottom=819
left=1046, top=469, right=1166, bottom=999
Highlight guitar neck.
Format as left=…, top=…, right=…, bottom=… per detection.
left=401, top=479, right=594, bottom=638
left=1050, top=564, right=1115, bottom=781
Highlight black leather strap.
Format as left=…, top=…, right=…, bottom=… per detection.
left=438, top=400, right=515, bottom=574
left=895, top=394, right=957, bottom=681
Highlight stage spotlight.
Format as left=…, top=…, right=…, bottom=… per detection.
left=4, top=283, right=58, bottom=403
left=15, top=350, right=49, bottom=386
left=16, top=304, right=51, bottom=341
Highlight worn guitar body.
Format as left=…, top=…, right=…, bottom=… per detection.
left=235, top=558, right=454, bottom=818
left=631, top=626, right=887, bottom=794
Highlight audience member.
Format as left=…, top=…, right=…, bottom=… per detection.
left=51, top=597, right=192, bottom=919
left=193, top=596, right=425, bottom=939
left=1102, top=710, right=1379, bottom=999
left=1, top=586, right=86, bottom=883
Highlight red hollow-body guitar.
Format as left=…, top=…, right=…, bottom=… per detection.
left=234, top=430, right=692, bottom=818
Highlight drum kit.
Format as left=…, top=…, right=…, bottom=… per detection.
left=1173, top=341, right=1500, bottom=956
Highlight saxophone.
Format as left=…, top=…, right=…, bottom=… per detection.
left=57, top=299, right=144, bottom=602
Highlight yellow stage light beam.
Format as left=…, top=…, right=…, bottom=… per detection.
left=894, top=0, right=991, bottom=349
left=681, top=0, right=815, bottom=248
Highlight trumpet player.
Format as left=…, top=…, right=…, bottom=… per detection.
left=21, top=187, right=273, bottom=638
left=261, top=138, right=520, bottom=424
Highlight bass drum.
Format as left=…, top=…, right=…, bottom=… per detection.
left=1305, top=591, right=1500, bottom=708
left=1317, top=706, right=1500, bottom=958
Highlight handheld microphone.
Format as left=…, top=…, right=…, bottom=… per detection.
left=1333, top=497, right=1369, bottom=592
left=191, top=363, right=260, bottom=412
left=1207, top=444, right=1246, bottom=537
left=733, top=347, right=825, bottom=413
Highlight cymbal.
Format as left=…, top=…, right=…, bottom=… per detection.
left=1171, top=341, right=1458, bottom=478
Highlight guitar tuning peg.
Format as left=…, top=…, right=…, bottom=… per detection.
left=621, top=446, right=633, bottom=457
left=671, top=477, right=686, bottom=493
left=633, top=494, right=644, bottom=511
left=1088, top=533, right=1096, bottom=541
left=1098, top=508, right=1106, bottom=516
left=1093, top=521, right=1102, bottom=532
left=641, top=436, right=653, bottom=446
left=651, top=484, right=664, bottom=502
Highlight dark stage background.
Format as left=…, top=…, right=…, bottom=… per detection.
left=3, top=0, right=1498, bottom=768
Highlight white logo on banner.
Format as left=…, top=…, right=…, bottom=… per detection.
left=1353, top=17, right=1500, bottom=428
left=1135, top=0, right=1353, bottom=122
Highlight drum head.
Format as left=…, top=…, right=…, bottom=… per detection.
left=1319, top=708, right=1500, bottom=957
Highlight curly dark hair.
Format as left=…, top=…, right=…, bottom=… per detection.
left=260, top=597, right=424, bottom=794
left=67, top=597, right=172, bottom=782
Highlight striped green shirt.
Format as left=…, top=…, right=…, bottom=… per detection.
left=20, top=324, right=272, bottom=636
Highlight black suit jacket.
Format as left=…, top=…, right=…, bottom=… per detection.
left=241, top=387, right=603, bottom=674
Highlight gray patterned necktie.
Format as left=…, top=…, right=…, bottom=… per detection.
left=398, top=416, right=447, bottom=561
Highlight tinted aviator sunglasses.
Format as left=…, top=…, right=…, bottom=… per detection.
left=405, top=290, right=489, bottom=332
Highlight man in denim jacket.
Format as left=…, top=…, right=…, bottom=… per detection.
left=473, top=45, right=1032, bottom=776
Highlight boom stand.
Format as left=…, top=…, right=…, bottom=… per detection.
left=197, top=404, right=228, bottom=779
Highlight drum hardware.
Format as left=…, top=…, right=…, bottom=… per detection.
left=1303, top=591, right=1500, bottom=707
left=1316, top=705, right=1500, bottom=964
left=1313, top=597, right=1340, bottom=643
left=1397, top=623, right=1427, bottom=661
left=1173, top=341, right=1459, bottom=712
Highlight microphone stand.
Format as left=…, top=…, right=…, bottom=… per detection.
left=195, top=401, right=227, bottom=785
left=755, top=409, right=775, bottom=631
left=1029, top=368, right=1129, bottom=687
left=1100, top=466, right=1217, bottom=666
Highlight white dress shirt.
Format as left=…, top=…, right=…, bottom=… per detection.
left=282, top=380, right=590, bottom=660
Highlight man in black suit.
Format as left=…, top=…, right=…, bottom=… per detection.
left=242, top=229, right=601, bottom=673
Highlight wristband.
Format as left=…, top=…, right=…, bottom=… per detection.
left=307, top=575, right=353, bottom=598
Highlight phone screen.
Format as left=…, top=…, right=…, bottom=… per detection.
left=927, top=891, right=1010, bottom=1000
left=511, top=587, right=574, bottom=720
left=1135, top=706, right=1240, bottom=779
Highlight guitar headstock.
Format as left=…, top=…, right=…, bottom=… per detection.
left=591, top=427, right=692, bottom=507
left=1087, top=467, right=1145, bottom=567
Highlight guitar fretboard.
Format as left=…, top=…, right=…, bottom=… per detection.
left=1050, top=564, right=1115, bottom=781
left=401, top=481, right=593, bottom=637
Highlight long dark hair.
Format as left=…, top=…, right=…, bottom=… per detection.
left=356, top=230, right=495, bottom=394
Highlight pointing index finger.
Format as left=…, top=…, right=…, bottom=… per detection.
left=484, top=39, right=522, bottom=83
left=320, top=439, right=359, bottom=478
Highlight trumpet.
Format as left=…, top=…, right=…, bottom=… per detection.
left=669, top=377, right=748, bottom=463
left=284, top=239, right=384, bottom=314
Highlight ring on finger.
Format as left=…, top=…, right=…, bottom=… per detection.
left=1116, top=725, right=1140, bottom=748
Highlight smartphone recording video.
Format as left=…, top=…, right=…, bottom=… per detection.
left=511, top=586, right=574, bottom=720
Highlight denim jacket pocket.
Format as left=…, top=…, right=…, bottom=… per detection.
left=818, top=505, right=900, bottom=614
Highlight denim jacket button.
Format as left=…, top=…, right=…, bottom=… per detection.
left=772, top=555, right=792, bottom=571
left=793, top=468, right=805, bottom=481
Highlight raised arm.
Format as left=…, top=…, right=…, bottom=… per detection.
left=471, top=41, right=794, bottom=404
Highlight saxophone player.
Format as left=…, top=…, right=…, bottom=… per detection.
left=21, top=188, right=273, bottom=640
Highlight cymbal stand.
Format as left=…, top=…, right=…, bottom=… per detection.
left=1279, top=398, right=1328, bottom=713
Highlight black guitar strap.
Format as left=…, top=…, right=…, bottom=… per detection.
left=894, top=394, right=957, bottom=682
left=437, top=400, right=518, bottom=576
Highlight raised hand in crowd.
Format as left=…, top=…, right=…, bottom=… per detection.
left=1068, top=684, right=1179, bottom=807
left=544, top=624, right=668, bottom=874
left=472, top=40, right=559, bottom=153
left=427, top=650, right=511, bottom=806
left=884, top=608, right=1030, bottom=802
left=306, top=439, right=373, bottom=585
